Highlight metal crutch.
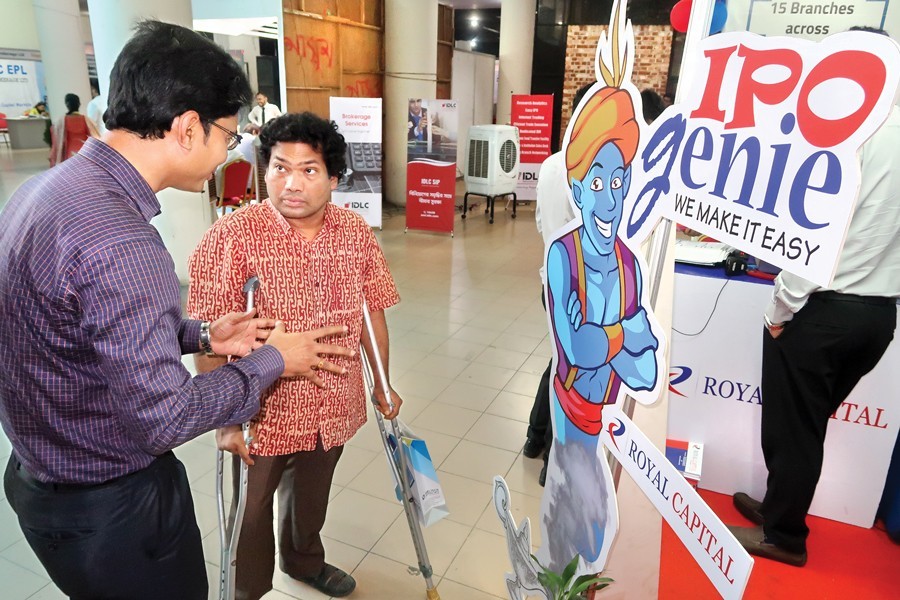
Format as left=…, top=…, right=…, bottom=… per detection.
left=360, top=302, right=441, bottom=600
left=216, top=275, right=260, bottom=600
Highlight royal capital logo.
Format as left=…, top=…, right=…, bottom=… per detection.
left=668, top=366, right=693, bottom=398
left=606, top=417, right=626, bottom=452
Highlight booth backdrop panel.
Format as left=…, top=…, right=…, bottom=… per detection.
left=287, top=0, right=335, bottom=14
left=286, top=89, right=332, bottom=119
left=667, top=268, right=900, bottom=527
left=340, top=26, right=382, bottom=72
left=436, top=3, right=454, bottom=100
left=283, top=17, right=340, bottom=87
left=283, top=1, right=383, bottom=115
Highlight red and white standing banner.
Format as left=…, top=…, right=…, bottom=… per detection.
left=406, top=99, right=458, bottom=234
left=511, top=94, right=554, bottom=201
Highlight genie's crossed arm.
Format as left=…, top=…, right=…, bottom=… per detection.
left=549, top=240, right=658, bottom=388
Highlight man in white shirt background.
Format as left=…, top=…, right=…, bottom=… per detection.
left=245, top=92, right=282, bottom=134
left=523, top=84, right=588, bottom=486
left=728, top=49, right=900, bottom=566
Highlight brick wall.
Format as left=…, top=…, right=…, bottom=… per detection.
left=562, top=25, right=673, bottom=141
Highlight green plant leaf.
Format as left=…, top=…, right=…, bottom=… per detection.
left=570, top=574, right=613, bottom=597
left=538, top=569, right=565, bottom=592
left=561, top=554, right=580, bottom=585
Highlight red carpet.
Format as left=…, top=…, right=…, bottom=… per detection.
left=659, top=489, right=899, bottom=599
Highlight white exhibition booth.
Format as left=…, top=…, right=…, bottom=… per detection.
left=667, top=264, right=900, bottom=527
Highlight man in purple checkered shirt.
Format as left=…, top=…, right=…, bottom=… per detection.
left=0, top=22, right=352, bottom=600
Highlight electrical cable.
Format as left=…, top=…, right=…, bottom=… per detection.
left=671, top=279, right=730, bottom=337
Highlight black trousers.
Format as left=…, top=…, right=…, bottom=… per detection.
left=760, top=292, right=896, bottom=553
left=4, top=451, right=206, bottom=600
left=232, top=436, right=344, bottom=600
left=527, top=361, right=554, bottom=462
left=527, top=287, right=553, bottom=462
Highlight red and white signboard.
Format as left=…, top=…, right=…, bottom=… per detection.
left=511, top=94, right=554, bottom=201
left=406, top=99, right=458, bottom=234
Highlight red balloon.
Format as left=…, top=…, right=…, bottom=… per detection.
left=670, top=0, right=693, bottom=33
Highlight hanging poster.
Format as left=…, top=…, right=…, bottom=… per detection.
left=511, top=94, right=554, bottom=201
left=330, top=96, right=383, bottom=228
left=405, top=99, right=458, bottom=234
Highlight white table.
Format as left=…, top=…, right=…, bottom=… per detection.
left=6, top=117, right=50, bottom=150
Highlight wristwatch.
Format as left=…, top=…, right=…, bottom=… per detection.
left=199, top=321, right=215, bottom=356
left=763, top=314, right=785, bottom=331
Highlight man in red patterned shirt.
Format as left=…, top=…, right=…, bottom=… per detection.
left=188, top=112, right=402, bottom=599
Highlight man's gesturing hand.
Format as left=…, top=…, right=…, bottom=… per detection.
left=210, top=309, right=278, bottom=357
left=266, top=322, right=354, bottom=387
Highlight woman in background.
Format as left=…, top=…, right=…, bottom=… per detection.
left=24, top=101, right=49, bottom=117
left=50, top=93, right=98, bottom=166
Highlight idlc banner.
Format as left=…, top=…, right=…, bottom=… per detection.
left=628, top=30, right=900, bottom=287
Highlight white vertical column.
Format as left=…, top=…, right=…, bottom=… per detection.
left=87, top=0, right=216, bottom=285
left=497, top=0, right=535, bottom=126
left=32, top=0, right=92, bottom=116
left=87, top=0, right=192, bottom=96
left=384, top=0, right=438, bottom=207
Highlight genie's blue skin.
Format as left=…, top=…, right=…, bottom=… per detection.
left=545, top=142, right=660, bottom=561
left=548, top=143, right=659, bottom=438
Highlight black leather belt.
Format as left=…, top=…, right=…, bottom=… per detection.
left=11, top=452, right=172, bottom=492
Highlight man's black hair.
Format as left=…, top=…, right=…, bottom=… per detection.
left=641, top=89, right=667, bottom=124
left=849, top=26, right=889, bottom=36
left=573, top=83, right=594, bottom=111
left=104, top=20, right=252, bottom=139
left=64, top=93, right=80, bottom=114
left=258, top=112, right=348, bottom=181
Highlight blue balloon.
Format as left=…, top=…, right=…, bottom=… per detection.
left=709, top=0, right=728, bottom=34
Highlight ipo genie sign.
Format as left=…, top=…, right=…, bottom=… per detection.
left=628, top=31, right=900, bottom=286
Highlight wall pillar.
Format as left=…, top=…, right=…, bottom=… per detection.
left=384, top=0, right=438, bottom=207
left=87, top=0, right=216, bottom=285
left=32, top=0, right=92, bottom=116
left=496, top=0, right=535, bottom=125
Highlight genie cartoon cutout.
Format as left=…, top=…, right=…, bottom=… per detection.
left=537, top=0, right=667, bottom=575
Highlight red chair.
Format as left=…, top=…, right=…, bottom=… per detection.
left=255, top=148, right=268, bottom=201
left=217, top=159, right=254, bottom=212
left=0, top=113, right=10, bottom=147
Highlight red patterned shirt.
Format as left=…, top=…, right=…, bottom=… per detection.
left=187, top=201, right=399, bottom=455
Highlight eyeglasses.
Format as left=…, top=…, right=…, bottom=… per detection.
left=208, top=121, right=242, bottom=150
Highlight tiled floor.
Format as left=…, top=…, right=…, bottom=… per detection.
left=0, top=145, right=550, bottom=599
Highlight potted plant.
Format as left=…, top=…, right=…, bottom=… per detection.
left=532, top=554, right=613, bottom=600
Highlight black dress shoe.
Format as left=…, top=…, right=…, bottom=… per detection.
left=726, top=525, right=807, bottom=567
left=539, top=462, right=547, bottom=487
left=297, top=563, right=356, bottom=597
left=733, top=492, right=764, bottom=525
left=523, top=438, right=545, bottom=459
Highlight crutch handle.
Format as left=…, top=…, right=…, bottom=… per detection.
left=361, top=301, right=393, bottom=410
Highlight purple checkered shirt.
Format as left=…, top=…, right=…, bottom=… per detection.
left=0, top=138, right=284, bottom=484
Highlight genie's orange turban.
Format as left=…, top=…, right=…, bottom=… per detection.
left=566, top=87, right=639, bottom=186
